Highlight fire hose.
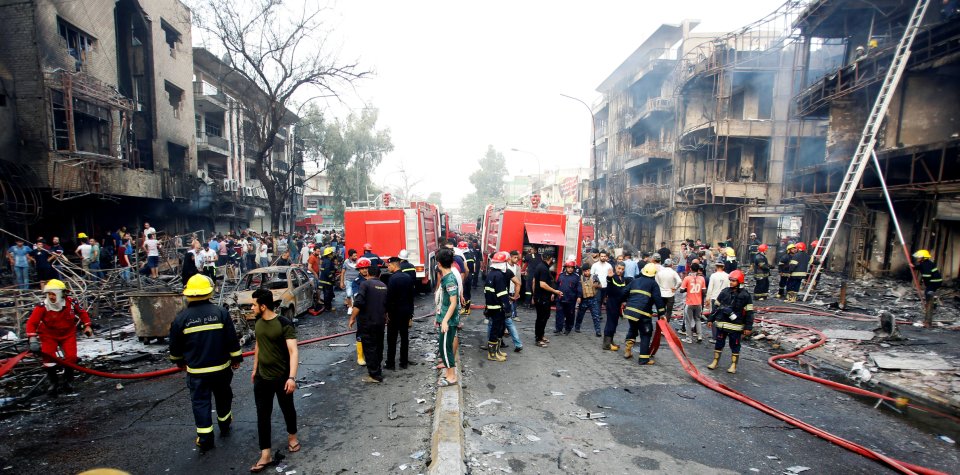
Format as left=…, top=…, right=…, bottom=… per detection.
left=0, top=330, right=356, bottom=380
left=657, top=318, right=946, bottom=475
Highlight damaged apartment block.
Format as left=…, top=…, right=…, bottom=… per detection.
left=589, top=0, right=959, bottom=286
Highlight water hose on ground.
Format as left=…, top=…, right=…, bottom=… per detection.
left=657, top=318, right=945, bottom=475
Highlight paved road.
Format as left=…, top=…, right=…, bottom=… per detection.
left=0, top=296, right=439, bottom=474
left=458, top=304, right=960, bottom=474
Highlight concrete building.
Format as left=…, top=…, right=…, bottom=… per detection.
left=788, top=0, right=960, bottom=282
left=532, top=167, right=590, bottom=213
left=299, top=174, right=340, bottom=231
left=0, top=0, right=199, bottom=237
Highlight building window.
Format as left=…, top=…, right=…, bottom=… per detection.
left=160, top=20, right=181, bottom=57
left=164, top=81, right=183, bottom=119
left=195, top=114, right=202, bottom=138
left=57, top=18, right=95, bottom=71
left=0, top=94, right=6, bottom=107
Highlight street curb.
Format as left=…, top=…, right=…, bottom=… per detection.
left=428, top=366, right=467, bottom=475
left=771, top=336, right=960, bottom=417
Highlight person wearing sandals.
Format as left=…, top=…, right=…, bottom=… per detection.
left=249, top=289, right=300, bottom=472
left=436, top=248, right=460, bottom=386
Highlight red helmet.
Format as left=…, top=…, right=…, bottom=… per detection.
left=810, top=240, right=819, bottom=249
left=564, top=260, right=576, bottom=268
left=356, top=257, right=372, bottom=269
left=728, top=269, right=745, bottom=284
left=457, top=241, right=469, bottom=249
left=363, top=243, right=373, bottom=251
left=796, top=242, right=807, bottom=252
left=491, top=251, right=510, bottom=263
left=757, top=244, right=768, bottom=253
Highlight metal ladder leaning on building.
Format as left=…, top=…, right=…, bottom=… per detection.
left=802, top=0, right=932, bottom=302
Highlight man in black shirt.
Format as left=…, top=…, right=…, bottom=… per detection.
left=385, top=257, right=416, bottom=370
left=348, top=266, right=389, bottom=382
left=657, top=242, right=671, bottom=262
left=531, top=251, right=562, bottom=347
left=522, top=247, right=540, bottom=307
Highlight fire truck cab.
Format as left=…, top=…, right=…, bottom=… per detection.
left=480, top=201, right=586, bottom=272
left=344, top=194, right=442, bottom=289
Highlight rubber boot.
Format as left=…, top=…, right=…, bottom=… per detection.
left=60, top=367, right=75, bottom=393
left=218, top=413, right=233, bottom=437
left=602, top=336, right=612, bottom=350
left=706, top=350, right=721, bottom=370
left=45, top=367, right=60, bottom=397
left=727, top=353, right=739, bottom=374
left=463, top=301, right=471, bottom=315
left=487, top=341, right=506, bottom=362
left=196, top=434, right=216, bottom=454
left=787, top=291, right=797, bottom=303
left=495, top=340, right=507, bottom=361
left=609, top=340, right=620, bottom=351
left=638, top=354, right=655, bottom=366
left=356, top=341, right=367, bottom=366
left=623, top=340, right=634, bottom=359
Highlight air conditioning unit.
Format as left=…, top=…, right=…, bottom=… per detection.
left=197, top=169, right=207, bottom=180
left=230, top=180, right=240, bottom=191
left=293, top=186, right=303, bottom=195
left=258, top=189, right=268, bottom=199
left=243, top=186, right=253, bottom=197
left=222, top=178, right=231, bottom=190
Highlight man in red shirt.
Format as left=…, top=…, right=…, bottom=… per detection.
left=678, top=263, right=706, bottom=344
left=26, top=279, right=93, bottom=396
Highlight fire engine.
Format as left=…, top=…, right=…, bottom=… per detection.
left=480, top=194, right=586, bottom=270
left=459, top=222, right=478, bottom=235
left=344, top=193, right=442, bottom=289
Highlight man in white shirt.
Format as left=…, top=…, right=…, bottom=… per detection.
left=75, top=239, right=93, bottom=272
left=143, top=223, right=156, bottom=240
left=143, top=234, right=161, bottom=278
left=590, top=250, right=614, bottom=308
left=655, top=259, right=682, bottom=318
left=705, top=261, right=729, bottom=342
left=258, top=241, right=269, bottom=267
left=200, top=243, right=218, bottom=280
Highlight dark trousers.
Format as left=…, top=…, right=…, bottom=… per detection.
left=625, top=317, right=655, bottom=356
left=603, top=299, right=621, bottom=338
left=463, top=279, right=472, bottom=302
left=663, top=296, right=675, bottom=318
left=386, top=316, right=411, bottom=367
left=787, top=276, right=803, bottom=293
left=360, top=326, right=385, bottom=380
left=555, top=301, right=576, bottom=332
left=534, top=300, right=552, bottom=342
left=186, top=369, right=233, bottom=438
left=253, top=376, right=297, bottom=450
left=714, top=330, right=742, bottom=353
left=754, top=276, right=769, bottom=298
left=575, top=296, right=601, bottom=333
left=487, top=310, right=506, bottom=343
left=777, top=273, right=788, bottom=297
left=322, top=284, right=334, bottom=310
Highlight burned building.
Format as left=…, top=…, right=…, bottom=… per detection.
left=0, top=0, right=198, bottom=238
left=789, top=0, right=960, bottom=282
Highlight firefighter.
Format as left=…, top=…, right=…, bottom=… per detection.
left=397, top=249, right=417, bottom=277
left=706, top=269, right=754, bottom=374
left=622, top=263, right=665, bottom=365
left=753, top=244, right=770, bottom=301
left=747, top=232, right=761, bottom=272
left=352, top=258, right=372, bottom=366
left=913, top=249, right=943, bottom=326
left=361, top=243, right=383, bottom=268
left=348, top=263, right=389, bottom=383
left=723, top=247, right=738, bottom=273
left=601, top=262, right=630, bottom=351
left=786, top=242, right=810, bottom=302
left=777, top=243, right=794, bottom=299
left=458, top=241, right=474, bottom=314
left=483, top=251, right=512, bottom=362
left=26, top=279, right=93, bottom=396
left=319, top=247, right=336, bottom=313
left=168, top=274, right=242, bottom=453
left=555, top=260, right=582, bottom=335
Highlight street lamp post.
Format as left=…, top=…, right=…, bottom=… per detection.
left=509, top=148, right=542, bottom=196
left=559, top=93, right=597, bottom=220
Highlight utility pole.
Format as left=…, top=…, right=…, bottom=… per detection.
left=559, top=94, right=596, bottom=219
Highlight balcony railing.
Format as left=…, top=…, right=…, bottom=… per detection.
left=627, top=184, right=672, bottom=208
left=631, top=141, right=674, bottom=159
left=197, top=133, right=229, bottom=153
left=636, top=97, right=674, bottom=119
left=193, top=81, right=226, bottom=103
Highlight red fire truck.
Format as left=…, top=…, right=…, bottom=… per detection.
left=459, top=222, right=478, bottom=235
left=344, top=196, right=442, bottom=289
left=479, top=200, right=586, bottom=271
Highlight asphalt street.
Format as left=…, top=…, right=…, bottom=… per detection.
left=0, top=296, right=440, bottom=475
left=458, top=303, right=960, bottom=475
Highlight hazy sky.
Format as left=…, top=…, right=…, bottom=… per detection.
left=322, top=1, right=785, bottom=209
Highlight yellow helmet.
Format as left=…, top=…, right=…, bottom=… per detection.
left=641, top=263, right=658, bottom=277
left=912, top=249, right=931, bottom=259
left=44, top=279, right=67, bottom=292
left=78, top=232, right=88, bottom=239
left=183, top=274, right=214, bottom=297
left=323, top=246, right=334, bottom=256
left=725, top=247, right=736, bottom=257
left=786, top=243, right=796, bottom=251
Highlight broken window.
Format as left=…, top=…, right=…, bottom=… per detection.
left=0, top=94, right=6, bottom=107
left=167, top=142, right=187, bottom=170
left=160, top=19, right=181, bottom=57
left=57, top=18, right=95, bottom=71
left=164, top=81, right=183, bottom=119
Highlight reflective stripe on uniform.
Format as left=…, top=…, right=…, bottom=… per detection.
left=611, top=280, right=625, bottom=287
left=790, top=272, right=807, bottom=277
left=625, top=306, right=651, bottom=317
left=229, top=350, right=242, bottom=357
left=716, top=321, right=745, bottom=332
left=169, top=355, right=184, bottom=361
left=630, top=289, right=651, bottom=296
left=789, top=260, right=798, bottom=265
left=484, top=287, right=496, bottom=293
left=183, top=323, right=224, bottom=334
left=486, top=305, right=502, bottom=310
left=186, top=361, right=231, bottom=374
left=217, top=411, right=232, bottom=422
left=320, top=280, right=332, bottom=285
left=744, top=304, right=754, bottom=311
left=197, top=425, right=214, bottom=434
left=496, top=291, right=508, bottom=297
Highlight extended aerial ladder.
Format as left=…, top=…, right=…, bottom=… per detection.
left=802, top=0, right=931, bottom=302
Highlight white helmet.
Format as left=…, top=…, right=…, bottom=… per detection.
left=398, top=249, right=409, bottom=260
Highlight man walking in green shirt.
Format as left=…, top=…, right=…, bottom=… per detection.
left=436, top=248, right=460, bottom=386
left=250, top=289, right=300, bottom=472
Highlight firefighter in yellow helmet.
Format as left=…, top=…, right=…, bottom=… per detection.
left=169, top=274, right=243, bottom=453
left=319, top=246, right=336, bottom=313
left=25, top=279, right=92, bottom=396
left=912, top=250, right=942, bottom=326
left=621, top=263, right=665, bottom=365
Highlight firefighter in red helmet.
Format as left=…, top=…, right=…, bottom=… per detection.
left=706, top=269, right=753, bottom=374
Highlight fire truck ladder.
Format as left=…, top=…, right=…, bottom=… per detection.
left=802, top=0, right=931, bottom=301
